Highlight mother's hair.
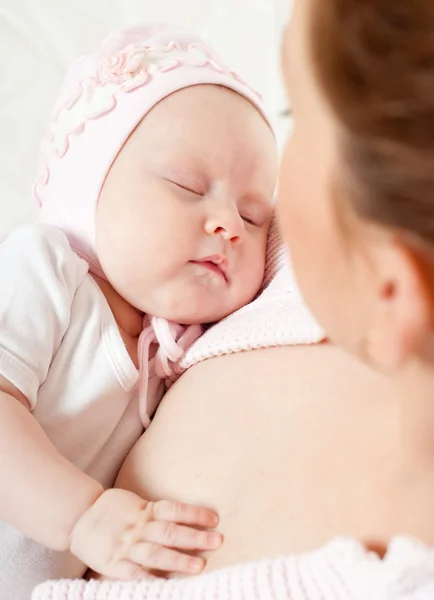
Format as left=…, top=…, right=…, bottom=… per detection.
left=309, top=0, right=434, bottom=246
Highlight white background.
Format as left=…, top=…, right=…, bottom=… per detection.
left=0, top=0, right=292, bottom=238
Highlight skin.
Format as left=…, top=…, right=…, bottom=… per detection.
left=95, top=85, right=277, bottom=329
left=117, top=344, right=434, bottom=571
left=112, top=0, right=434, bottom=574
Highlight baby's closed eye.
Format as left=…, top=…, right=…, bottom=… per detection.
left=163, top=168, right=207, bottom=197
left=167, top=179, right=204, bottom=196
left=238, top=199, right=272, bottom=228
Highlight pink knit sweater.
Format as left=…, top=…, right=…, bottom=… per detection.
left=32, top=537, right=434, bottom=599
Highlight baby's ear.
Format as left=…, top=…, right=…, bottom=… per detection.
left=364, top=235, right=433, bottom=372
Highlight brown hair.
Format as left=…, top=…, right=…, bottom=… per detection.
left=309, top=1, right=434, bottom=245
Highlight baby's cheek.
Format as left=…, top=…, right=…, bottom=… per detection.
left=245, top=255, right=266, bottom=298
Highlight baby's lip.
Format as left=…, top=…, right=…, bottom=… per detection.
left=190, top=255, right=229, bottom=283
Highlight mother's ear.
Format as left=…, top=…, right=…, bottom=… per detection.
left=360, top=235, right=434, bottom=372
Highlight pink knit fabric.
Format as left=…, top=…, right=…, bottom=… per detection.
left=138, top=317, right=203, bottom=426
left=32, top=537, right=434, bottom=600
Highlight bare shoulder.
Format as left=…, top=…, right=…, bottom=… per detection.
left=174, top=342, right=368, bottom=393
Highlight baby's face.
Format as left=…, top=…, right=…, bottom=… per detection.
left=96, top=85, right=277, bottom=324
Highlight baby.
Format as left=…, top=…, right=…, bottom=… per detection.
left=0, top=24, right=277, bottom=600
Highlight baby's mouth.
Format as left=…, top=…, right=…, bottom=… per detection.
left=189, top=256, right=229, bottom=283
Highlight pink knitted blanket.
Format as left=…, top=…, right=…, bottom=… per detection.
left=32, top=537, right=434, bottom=600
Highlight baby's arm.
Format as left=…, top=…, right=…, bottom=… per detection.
left=0, top=374, right=221, bottom=577
left=0, top=374, right=103, bottom=550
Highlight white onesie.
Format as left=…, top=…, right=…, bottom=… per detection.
left=0, top=224, right=159, bottom=599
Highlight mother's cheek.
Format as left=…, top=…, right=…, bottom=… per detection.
left=277, top=153, right=309, bottom=260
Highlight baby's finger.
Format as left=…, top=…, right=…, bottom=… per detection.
left=129, top=542, right=205, bottom=574
left=143, top=520, right=223, bottom=551
left=152, top=500, right=219, bottom=528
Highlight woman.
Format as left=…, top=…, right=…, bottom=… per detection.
left=34, top=0, right=434, bottom=598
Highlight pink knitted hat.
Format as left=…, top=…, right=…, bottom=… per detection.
left=33, top=24, right=270, bottom=276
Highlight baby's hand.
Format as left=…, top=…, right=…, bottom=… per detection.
left=70, top=489, right=222, bottom=579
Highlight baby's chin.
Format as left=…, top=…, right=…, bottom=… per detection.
left=138, top=300, right=218, bottom=326
left=137, top=279, right=262, bottom=325
left=158, top=300, right=253, bottom=326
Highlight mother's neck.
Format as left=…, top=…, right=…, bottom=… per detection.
left=394, top=359, right=434, bottom=459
